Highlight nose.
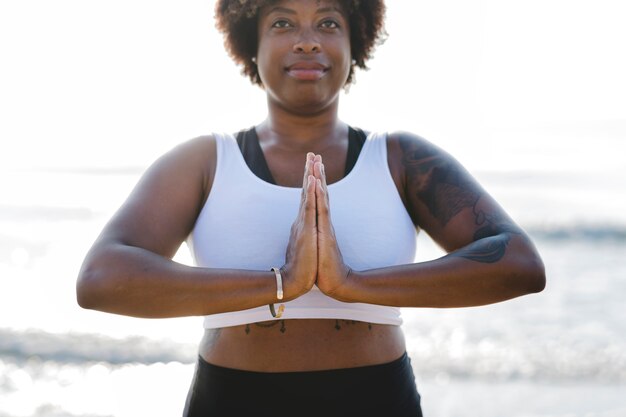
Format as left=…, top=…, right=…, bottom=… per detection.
left=293, top=30, right=321, bottom=54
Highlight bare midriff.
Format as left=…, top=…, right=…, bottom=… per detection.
left=199, top=319, right=406, bottom=372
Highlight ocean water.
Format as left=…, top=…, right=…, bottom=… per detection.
left=1, top=158, right=626, bottom=416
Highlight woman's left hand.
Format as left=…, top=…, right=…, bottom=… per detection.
left=312, top=158, right=353, bottom=300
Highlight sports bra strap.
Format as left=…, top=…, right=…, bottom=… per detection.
left=235, top=127, right=367, bottom=185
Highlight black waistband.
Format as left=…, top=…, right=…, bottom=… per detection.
left=197, top=351, right=409, bottom=381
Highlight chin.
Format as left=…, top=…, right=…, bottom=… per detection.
left=289, top=94, right=339, bottom=115
left=269, top=86, right=340, bottom=115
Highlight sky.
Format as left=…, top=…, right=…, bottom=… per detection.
left=0, top=0, right=625, bottom=173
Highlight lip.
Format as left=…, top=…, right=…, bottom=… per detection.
left=285, top=62, right=329, bottom=81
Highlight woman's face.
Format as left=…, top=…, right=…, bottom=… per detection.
left=256, top=0, right=351, bottom=114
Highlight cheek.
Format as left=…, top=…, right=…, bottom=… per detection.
left=336, top=43, right=352, bottom=81
left=257, top=38, right=287, bottom=74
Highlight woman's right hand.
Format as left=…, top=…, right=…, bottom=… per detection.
left=281, top=153, right=320, bottom=300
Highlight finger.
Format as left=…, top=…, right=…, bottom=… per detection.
left=299, top=154, right=317, bottom=218
left=300, top=153, right=314, bottom=201
left=320, top=162, right=328, bottom=190
left=312, top=160, right=330, bottom=210
left=312, top=155, right=322, bottom=178
left=315, top=178, right=331, bottom=233
left=303, top=152, right=315, bottom=183
left=313, top=161, right=322, bottom=181
left=315, top=162, right=330, bottom=209
left=304, top=174, right=317, bottom=227
left=312, top=155, right=322, bottom=181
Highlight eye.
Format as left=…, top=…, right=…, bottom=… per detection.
left=319, top=19, right=340, bottom=29
left=271, top=19, right=292, bottom=29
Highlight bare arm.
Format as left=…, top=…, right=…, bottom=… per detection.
left=76, top=137, right=317, bottom=318
left=316, top=132, right=545, bottom=307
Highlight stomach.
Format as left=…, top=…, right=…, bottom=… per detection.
left=199, top=319, right=406, bottom=372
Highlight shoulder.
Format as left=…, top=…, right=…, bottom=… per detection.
left=158, top=134, right=216, bottom=174
left=166, top=134, right=217, bottom=164
left=385, top=130, right=467, bottom=184
left=177, top=133, right=219, bottom=195
left=384, top=130, right=445, bottom=187
left=141, top=134, right=219, bottom=206
left=374, top=131, right=436, bottom=220
left=386, top=131, right=446, bottom=162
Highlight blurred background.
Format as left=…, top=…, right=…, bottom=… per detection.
left=1, top=0, right=625, bottom=416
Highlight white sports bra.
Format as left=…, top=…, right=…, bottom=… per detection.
left=186, top=131, right=417, bottom=328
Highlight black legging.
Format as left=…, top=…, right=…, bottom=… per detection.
left=183, top=352, right=423, bottom=417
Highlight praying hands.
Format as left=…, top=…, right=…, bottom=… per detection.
left=281, top=153, right=353, bottom=302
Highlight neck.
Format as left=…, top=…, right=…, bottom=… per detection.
left=257, top=97, right=347, bottom=153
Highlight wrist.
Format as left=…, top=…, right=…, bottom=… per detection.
left=333, top=268, right=362, bottom=303
left=279, top=265, right=307, bottom=301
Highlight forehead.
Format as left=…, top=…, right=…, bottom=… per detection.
left=260, top=0, right=347, bottom=17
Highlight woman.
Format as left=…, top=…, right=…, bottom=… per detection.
left=76, top=0, right=545, bottom=416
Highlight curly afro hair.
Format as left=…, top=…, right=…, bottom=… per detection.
left=215, top=0, right=387, bottom=87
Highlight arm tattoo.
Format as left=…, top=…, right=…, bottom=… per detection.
left=450, top=234, right=511, bottom=263
left=472, top=201, right=521, bottom=241
left=455, top=197, right=523, bottom=263
left=400, top=135, right=522, bottom=264
left=400, top=138, right=480, bottom=226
